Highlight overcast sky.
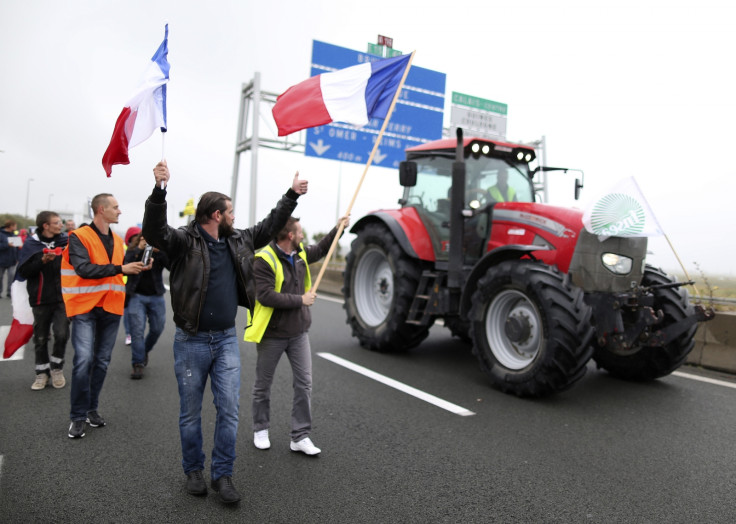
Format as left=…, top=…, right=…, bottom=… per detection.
left=1, top=0, right=734, bottom=278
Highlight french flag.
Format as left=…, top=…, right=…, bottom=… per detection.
left=3, top=280, right=33, bottom=359
left=272, top=53, right=412, bottom=137
left=102, top=24, right=170, bottom=177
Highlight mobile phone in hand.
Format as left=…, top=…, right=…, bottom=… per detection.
left=141, top=245, right=153, bottom=266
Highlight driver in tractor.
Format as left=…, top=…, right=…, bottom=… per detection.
left=487, top=168, right=517, bottom=203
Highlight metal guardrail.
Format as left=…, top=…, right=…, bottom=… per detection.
left=708, top=297, right=736, bottom=306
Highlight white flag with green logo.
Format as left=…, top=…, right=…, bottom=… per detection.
left=582, top=176, right=663, bottom=239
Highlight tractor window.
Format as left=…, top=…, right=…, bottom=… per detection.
left=466, top=158, right=534, bottom=204
left=404, top=157, right=454, bottom=260
left=405, top=157, right=453, bottom=214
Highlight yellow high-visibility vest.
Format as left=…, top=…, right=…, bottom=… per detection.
left=489, top=185, right=516, bottom=202
left=244, top=244, right=311, bottom=343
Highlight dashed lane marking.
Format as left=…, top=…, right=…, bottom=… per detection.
left=318, top=352, right=475, bottom=416
left=672, top=370, right=736, bottom=389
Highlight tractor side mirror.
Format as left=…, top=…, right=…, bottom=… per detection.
left=574, top=178, right=583, bottom=200
left=399, top=161, right=417, bottom=187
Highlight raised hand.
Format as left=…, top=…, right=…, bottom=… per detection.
left=153, top=161, right=170, bottom=187
left=292, top=171, right=308, bottom=195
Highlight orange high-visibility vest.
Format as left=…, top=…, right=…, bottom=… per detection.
left=61, top=226, right=126, bottom=317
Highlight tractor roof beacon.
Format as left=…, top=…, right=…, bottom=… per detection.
left=343, top=128, right=714, bottom=397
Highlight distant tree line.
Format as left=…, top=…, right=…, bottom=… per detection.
left=0, top=213, right=34, bottom=231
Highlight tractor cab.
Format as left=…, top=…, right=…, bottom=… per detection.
left=399, top=138, right=536, bottom=263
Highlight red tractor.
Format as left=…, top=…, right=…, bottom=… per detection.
left=343, top=130, right=714, bottom=396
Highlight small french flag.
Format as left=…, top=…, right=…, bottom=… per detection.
left=272, top=53, right=412, bottom=137
left=102, top=24, right=170, bottom=176
left=3, top=280, right=33, bottom=359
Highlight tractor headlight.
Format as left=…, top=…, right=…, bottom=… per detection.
left=601, top=252, right=633, bottom=275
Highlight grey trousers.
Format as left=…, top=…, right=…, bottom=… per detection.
left=252, top=332, right=312, bottom=442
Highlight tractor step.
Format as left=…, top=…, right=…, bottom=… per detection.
left=407, top=271, right=444, bottom=326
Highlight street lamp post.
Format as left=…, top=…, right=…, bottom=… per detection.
left=25, top=178, right=34, bottom=218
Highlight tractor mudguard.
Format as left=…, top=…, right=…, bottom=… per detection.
left=351, top=210, right=435, bottom=261
left=459, top=244, right=550, bottom=316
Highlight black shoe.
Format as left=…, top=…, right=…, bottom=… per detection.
left=86, top=410, right=106, bottom=428
left=131, top=364, right=144, bottom=380
left=186, top=470, right=207, bottom=496
left=211, top=476, right=241, bottom=504
left=68, top=420, right=86, bottom=439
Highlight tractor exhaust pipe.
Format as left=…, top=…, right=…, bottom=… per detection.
left=448, top=127, right=465, bottom=291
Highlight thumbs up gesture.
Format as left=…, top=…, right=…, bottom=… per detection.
left=292, top=171, right=308, bottom=195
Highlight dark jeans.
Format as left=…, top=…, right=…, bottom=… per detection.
left=128, top=294, right=166, bottom=365
left=0, top=264, right=15, bottom=296
left=173, top=327, right=240, bottom=480
left=69, top=308, right=121, bottom=421
left=32, top=302, right=69, bottom=375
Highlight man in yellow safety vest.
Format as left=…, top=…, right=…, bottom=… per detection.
left=246, top=215, right=348, bottom=456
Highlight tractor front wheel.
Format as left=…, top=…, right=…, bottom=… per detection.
left=469, top=261, right=594, bottom=397
left=592, top=266, right=696, bottom=380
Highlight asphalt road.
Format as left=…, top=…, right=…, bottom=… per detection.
left=1, top=293, right=736, bottom=523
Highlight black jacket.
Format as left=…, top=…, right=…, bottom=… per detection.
left=17, top=232, right=68, bottom=306
left=142, top=185, right=299, bottom=334
left=123, top=245, right=171, bottom=297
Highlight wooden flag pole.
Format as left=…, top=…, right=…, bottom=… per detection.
left=311, top=51, right=416, bottom=294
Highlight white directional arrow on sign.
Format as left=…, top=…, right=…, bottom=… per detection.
left=374, top=149, right=387, bottom=164
left=309, top=139, right=331, bottom=156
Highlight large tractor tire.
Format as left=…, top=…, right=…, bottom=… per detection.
left=469, top=260, right=594, bottom=397
left=343, top=223, right=431, bottom=352
left=592, top=266, right=696, bottom=380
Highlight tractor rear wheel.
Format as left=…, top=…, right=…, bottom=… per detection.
left=469, top=260, right=594, bottom=397
left=343, top=223, right=430, bottom=352
left=592, top=266, right=696, bottom=380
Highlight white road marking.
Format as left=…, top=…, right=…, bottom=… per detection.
left=317, top=294, right=343, bottom=305
left=318, top=352, right=475, bottom=416
left=672, top=370, right=736, bottom=389
left=0, top=325, right=26, bottom=362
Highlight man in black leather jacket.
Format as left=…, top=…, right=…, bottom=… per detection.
left=142, top=161, right=307, bottom=504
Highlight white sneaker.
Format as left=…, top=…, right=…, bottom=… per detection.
left=254, top=429, right=271, bottom=450
left=290, top=437, right=321, bottom=456
left=50, top=369, right=66, bottom=389
left=31, top=374, right=48, bottom=391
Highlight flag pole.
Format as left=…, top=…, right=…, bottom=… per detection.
left=160, top=132, right=167, bottom=189
left=663, top=233, right=701, bottom=298
left=311, top=51, right=416, bottom=294
left=630, top=177, right=700, bottom=298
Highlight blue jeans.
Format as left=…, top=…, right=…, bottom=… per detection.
left=123, top=307, right=130, bottom=335
left=69, top=308, right=121, bottom=421
left=128, top=294, right=166, bottom=365
left=173, top=327, right=240, bottom=480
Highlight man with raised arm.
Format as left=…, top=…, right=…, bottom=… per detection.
left=142, top=161, right=307, bottom=505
